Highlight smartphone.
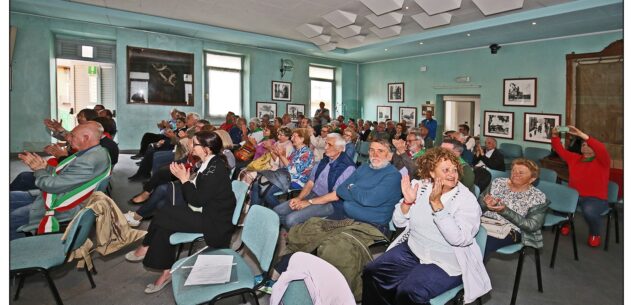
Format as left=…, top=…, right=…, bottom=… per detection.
left=558, top=126, right=569, bottom=133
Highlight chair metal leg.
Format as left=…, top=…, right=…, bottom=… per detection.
left=14, top=275, right=25, bottom=301
left=42, top=269, right=64, bottom=305
left=570, top=217, right=579, bottom=261
left=92, top=265, right=98, bottom=275
left=534, top=248, right=543, bottom=292
left=188, top=242, right=195, bottom=256
left=510, top=249, right=525, bottom=305
left=614, top=208, right=620, bottom=243
left=550, top=224, right=561, bottom=268
left=176, top=244, right=183, bottom=260
left=250, top=290, right=261, bottom=305
left=604, top=212, right=611, bottom=251
left=84, top=266, right=96, bottom=288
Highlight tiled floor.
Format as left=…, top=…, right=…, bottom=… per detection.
left=9, top=154, right=624, bottom=305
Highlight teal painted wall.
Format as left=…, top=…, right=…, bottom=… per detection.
left=9, top=13, right=359, bottom=152
left=359, top=31, right=622, bottom=149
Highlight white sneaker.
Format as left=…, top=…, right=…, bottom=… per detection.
left=125, top=211, right=141, bottom=227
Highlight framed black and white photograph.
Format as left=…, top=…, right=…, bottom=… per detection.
left=272, top=81, right=292, bottom=101
left=399, top=107, right=417, bottom=128
left=388, top=82, right=404, bottom=103
left=127, top=46, right=194, bottom=106
left=503, top=78, right=537, bottom=107
left=422, top=105, right=435, bottom=117
left=377, top=106, right=392, bottom=122
left=484, top=111, right=514, bottom=139
left=256, top=102, right=277, bottom=119
left=286, top=103, right=305, bottom=122
left=524, top=112, right=560, bottom=143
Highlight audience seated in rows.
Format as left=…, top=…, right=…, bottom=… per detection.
left=131, top=108, right=183, bottom=159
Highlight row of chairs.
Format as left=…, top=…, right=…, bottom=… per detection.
left=498, top=143, right=551, bottom=169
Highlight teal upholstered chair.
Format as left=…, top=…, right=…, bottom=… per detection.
left=473, top=185, right=481, bottom=198
left=171, top=180, right=249, bottom=258
left=499, top=143, right=523, bottom=170
left=602, top=181, right=620, bottom=251
left=487, top=168, right=509, bottom=183
left=356, top=141, right=370, bottom=165
left=11, top=208, right=97, bottom=305
left=495, top=243, right=543, bottom=305
left=428, top=226, right=487, bottom=305
left=281, top=280, right=314, bottom=305
left=538, top=168, right=558, bottom=183
left=170, top=205, right=280, bottom=305
left=537, top=181, right=579, bottom=268
left=523, top=147, right=551, bottom=166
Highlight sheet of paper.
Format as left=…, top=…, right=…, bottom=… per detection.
left=184, top=255, right=234, bottom=286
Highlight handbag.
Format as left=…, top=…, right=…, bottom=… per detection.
left=246, top=152, right=273, bottom=171
left=234, top=140, right=256, bottom=162
left=480, top=216, right=513, bottom=239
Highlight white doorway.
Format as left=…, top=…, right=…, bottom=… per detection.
left=55, top=59, right=116, bottom=131
left=443, top=95, right=480, bottom=137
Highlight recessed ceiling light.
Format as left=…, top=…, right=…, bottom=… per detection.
left=466, top=33, right=471, bottom=37
left=384, top=48, right=389, bottom=51
left=405, top=6, right=409, bottom=9
left=419, top=42, right=424, bottom=45
left=532, top=21, right=537, bottom=25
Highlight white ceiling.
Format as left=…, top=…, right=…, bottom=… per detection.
left=71, top=0, right=571, bottom=50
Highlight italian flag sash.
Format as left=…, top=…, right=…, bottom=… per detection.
left=37, top=154, right=111, bottom=234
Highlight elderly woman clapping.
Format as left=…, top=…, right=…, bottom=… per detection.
left=479, top=158, right=548, bottom=260
left=362, top=147, right=490, bottom=305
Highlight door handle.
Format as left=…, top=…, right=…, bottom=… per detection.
left=69, top=107, right=74, bottom=115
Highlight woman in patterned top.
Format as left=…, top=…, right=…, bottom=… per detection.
left=479, top=158, right=548, bottom=260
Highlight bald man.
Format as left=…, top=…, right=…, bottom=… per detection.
left=10, top=122, right=111, bottom=239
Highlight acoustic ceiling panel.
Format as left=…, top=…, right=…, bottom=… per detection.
left=472, top=0, right=524, bottom=16
left=323, top=9, right=357, bottom=28
left=360, top=0, right=404, bottom=16
left=296, top=23, right=323, bottom=38
left=333, top=24, right=362, bottom=38
left=411, top=12, right=452, bottom=29
left=309, top=34, right=331, bottom=45
left=365, top=12, right=403, bottom=28
left=414, top=0, right=461, bottom=15
left=369, top=25, right=402, bottom=39
left=319, top=42, right=337, bottom=51
left=345, top=35, right=366, bottom=44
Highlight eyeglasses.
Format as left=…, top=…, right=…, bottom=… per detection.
left=193, top=143, right=203, bottom=147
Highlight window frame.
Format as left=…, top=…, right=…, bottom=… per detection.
left=309, top=65, right=335, bottom=118
left=204, top=52, right=244, bottom=119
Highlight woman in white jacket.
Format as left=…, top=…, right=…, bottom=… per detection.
left=362, top=147, right=491, bottom=305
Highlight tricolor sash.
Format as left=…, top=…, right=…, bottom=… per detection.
left=37, top=154, right=111, bottom=234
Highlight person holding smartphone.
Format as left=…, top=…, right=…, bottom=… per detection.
left=551, top=125, right=611, bottom=247
left=478, top=158, right=548, bottom=260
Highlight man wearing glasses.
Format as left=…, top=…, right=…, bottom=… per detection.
left=392, top=131, right=426, bottom=180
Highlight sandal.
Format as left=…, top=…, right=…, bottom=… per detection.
left=144, top=278, right=171, bottom=294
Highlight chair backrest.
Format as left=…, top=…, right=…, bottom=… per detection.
left=499, top=143, right=523, bottom=159
left=523, top=147, right=551, bottom=164
left=473, top=185, right=481, bottom=199
left=475, top=226, right=488, bottom=257
left=536, top=181, right=579, bottom=214
left=231, top=180, right=249, bottom=225
left=241, top=205, right=280, bottom=272
left=487, top=168, right=509, bottom=182
left=539, top=168, right=558, bottom=183
left=282, top=280, right=315, bottom=305
left=63, top=208, right=96, bottom=255
left=608, top=181, right=619, bottom=203
left=358, top=141, right=370, bottom=156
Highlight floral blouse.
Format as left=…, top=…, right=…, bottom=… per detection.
left=483, top=178, right=547, bottom=232
left=287, top=145, right=314, bottom=187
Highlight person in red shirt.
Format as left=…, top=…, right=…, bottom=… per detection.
left=219, top=111, right=236, bottom=132
left=551, top=126, right=611, bottom=247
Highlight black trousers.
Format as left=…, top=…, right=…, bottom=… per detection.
left=142, top=157, right=186, bottom=192
left=138, top=133, right=167, bottom=155
left=142, top=205, right=205, bottom=270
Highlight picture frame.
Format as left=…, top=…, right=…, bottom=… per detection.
left=399, top=107, right=417, bottom=128
left=483, top=111, right=514, bottom=139
left=286, top=103, right=305, bottom=122
left=388, top=82, right=404, bottom=103
left=422, top=105, right=435, bottom=117
left=524, top=112, right=561, bottom=143
left=256, top=102, right=277, bottom=119
left=272, top=81, right=292, bottom=101
left=376, top=106, right=392, bottom=122
left=127, top=46, right=194, bottom=106
left=503, top=78, right=537, bottom=107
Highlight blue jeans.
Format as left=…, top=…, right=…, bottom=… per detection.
left=579, top=196, right=609, bottom=235
left=273, top=192, right=334, bottom=228
left=152, top=151, right=174, bottom=174
left=10, top=171, right=37, bottom=191
left=362, top=242, right=462, bottom=305
left=10, top=191, right=36, bottom=240
left=136, top=183, right=185, bottom=218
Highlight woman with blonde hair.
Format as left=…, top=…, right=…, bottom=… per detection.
left=212, top=129, right=236, bottom=170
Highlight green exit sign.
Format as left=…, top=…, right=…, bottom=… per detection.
left=88, top=66, right=98, bottom=75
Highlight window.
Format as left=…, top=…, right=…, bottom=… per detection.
left=309, top=66, right=335, bottom=118
left=206, top=53, right=242, bottom=117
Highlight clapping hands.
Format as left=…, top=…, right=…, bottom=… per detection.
left=18, top=151, right=48, bottom=171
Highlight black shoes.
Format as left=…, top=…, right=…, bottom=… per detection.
left=130, top=154, right=143, bottom=160
left=128, top=174, right=150, bottom=182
